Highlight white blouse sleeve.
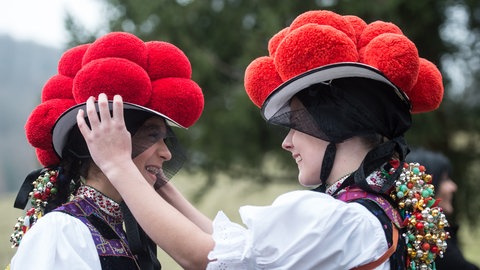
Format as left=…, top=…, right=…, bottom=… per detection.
left=10, top=211, right=101, bottom=270
left=207, top=190, right=389, bottom=270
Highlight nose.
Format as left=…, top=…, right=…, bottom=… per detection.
left=156, top=140, right=172, bottom=161
left=282, top=129, right=294, bottom=151
left=447, top=179, right=457, bottom=192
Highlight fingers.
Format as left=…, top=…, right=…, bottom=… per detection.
left=77, top=96, right=97, bottom=139
left=112, top=95, right=124, bottom=122
left=97, top=93, right=112, bottom=124
left=77, top=105, right=89, bottom=137
left=85, top=95, right=100, bottom=129
left=77, top=93, right=124, bottom=136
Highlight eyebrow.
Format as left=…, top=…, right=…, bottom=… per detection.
left=139, top=122, right=167, bottom=132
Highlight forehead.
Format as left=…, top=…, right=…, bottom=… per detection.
left=141, top=116, right=167, bottom=127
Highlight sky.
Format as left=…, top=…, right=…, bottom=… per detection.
left=0, top=0, right=105, bottom=48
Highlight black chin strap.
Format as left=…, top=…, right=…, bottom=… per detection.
left=314, top=143, right=337, bottom=193
left=121, top=203, right=161, bottom=270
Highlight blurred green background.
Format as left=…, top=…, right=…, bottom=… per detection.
left=1, top=0, right=480, bottom=268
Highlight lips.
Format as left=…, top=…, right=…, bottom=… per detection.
left=146, top=166, right=161, bottom=182
left=146, top=165, right=169, bottom=185
left=293, top=154, right=302, bottom=163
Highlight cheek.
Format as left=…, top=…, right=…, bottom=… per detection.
left=437, top=186, right=449, bottom=197
left=298, top=142, right=324, bottom=185
left=132, top=150, right=150, bottom=170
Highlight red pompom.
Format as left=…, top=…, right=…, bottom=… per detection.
left=268, top=27, right=289, bottom=57
left=358, top=21, right=403, bottom=49
left=82, top=32, right=148, bottom=69
left=35, top=147, right=60, bottom=167
left=145, top=41, right=192, bottom=81
left=148, top=78, right=204, bottom=127
left=363, top=33, right=419, bottom=92
left=25, top=99, right=76, bottom=149
left=406, top=58, right=444, bottom=113
left=343, top=15, right=367, bottom=45
left=58, top=44, right=89, bottom=78
left=244, top=56, right=283, bottom=108
left=275, top=24, right=358, bottom=81
left=73, top=57, right=152, bottom=105
left=41, top=74, right=74, bottom=102
left=289, top=10, right=357, bottom=45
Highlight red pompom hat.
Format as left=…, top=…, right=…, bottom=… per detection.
left=25, top=32, right=204, bottom=167
left=244, top=9, right=444, bottom=187
left=244, top=8, right=445, bottom=206
left=244, top=10, right=443, bottom=116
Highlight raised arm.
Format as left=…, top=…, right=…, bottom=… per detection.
left=77, top=94, right=215, bottom=270
left=156, top=182, right=213, bottom=233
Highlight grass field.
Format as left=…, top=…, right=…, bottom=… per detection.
left=1, top=173, right=479, bottom=269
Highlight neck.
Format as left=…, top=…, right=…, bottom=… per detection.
left=85, top=166, right=122, bottom=203
left=325, top=137, right=370, bottom=186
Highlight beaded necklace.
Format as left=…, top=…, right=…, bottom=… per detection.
left=76, top=185, right=123, bottom=221
left=325, top=169, right=386, bottom=196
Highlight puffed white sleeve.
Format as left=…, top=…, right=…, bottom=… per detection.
left=207, top=190, right=389, bottom=270
left=10, top=211, right=101, bottom=270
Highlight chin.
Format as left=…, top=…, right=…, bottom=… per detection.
left=299, top=176, right=321, bottom=188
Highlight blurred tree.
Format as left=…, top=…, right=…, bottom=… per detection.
left=65, top=0, right=480, bottom=223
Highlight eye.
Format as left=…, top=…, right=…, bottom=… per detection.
left=133, top=124, right=167, bottom=143
left=147, top=130, right=165, bottom=142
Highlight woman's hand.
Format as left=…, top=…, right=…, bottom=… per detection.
left=77, top=93, right=133, bottom=175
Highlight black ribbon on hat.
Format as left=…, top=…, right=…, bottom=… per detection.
left=14, top=168, right=45, bottom=209
left=121, top=202, right=161, bottom=270
left=330, top=136, right=410, bottom=197
left=319, top=143, right=337, bottom=187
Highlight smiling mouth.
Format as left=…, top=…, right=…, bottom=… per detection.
left=146, top=166, right=161, bottom=175
left=146, top=166, right=168, bottom=184
left=294, top=155, right=302, bottom=163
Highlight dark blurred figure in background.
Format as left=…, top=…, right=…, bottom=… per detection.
left=407, top=148, right=479, bottom=270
